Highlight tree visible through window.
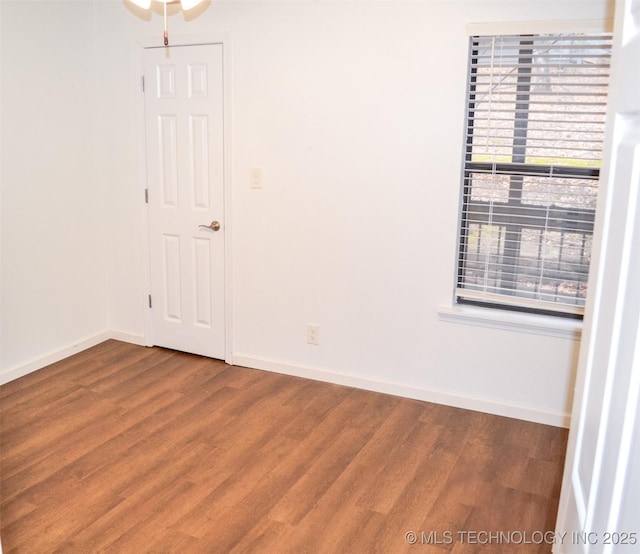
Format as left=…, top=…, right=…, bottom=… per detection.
left=456, top=32, right=612, bottom=316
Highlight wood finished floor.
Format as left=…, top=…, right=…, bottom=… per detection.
left=0, top=340, right=568, bottom=553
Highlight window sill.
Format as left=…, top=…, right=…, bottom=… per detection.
left=437, top=304, right=583, bottom=340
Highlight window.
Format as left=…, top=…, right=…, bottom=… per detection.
left=456, top=32, right=612, bottom=317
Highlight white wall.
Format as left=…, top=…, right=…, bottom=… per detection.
left=0, top=1, right=110, bottom=381
left=1, top=0, right=613, bottom=425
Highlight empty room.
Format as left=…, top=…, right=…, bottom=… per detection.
left=1, top=0, right=638, bottom=552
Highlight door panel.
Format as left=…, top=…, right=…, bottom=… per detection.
left=144, top=44, right=225, bottom=359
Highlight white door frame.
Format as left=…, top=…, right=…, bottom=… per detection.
left=136, top=33, right=234, bottom=364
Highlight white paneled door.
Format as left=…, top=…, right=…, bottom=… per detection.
left=144, top=44, right=225, bottom=359
left=555, top=1, right=640, bottom=552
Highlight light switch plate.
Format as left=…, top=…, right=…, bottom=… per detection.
left=250, top=168, right=262, bottom=189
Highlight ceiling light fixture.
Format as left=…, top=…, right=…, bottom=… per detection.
left=128, top=0, right=205, bottom=46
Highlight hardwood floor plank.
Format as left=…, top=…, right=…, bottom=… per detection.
left=62, top=446, right=211, bottom=552
left=0, top=341, right=122, bottom=401
left=169, top=433, right=297, bottom=540
left=0, top=380, right=86, bottom=433
left=0, top=389, right=122, bottom=482
left=355, top=420, right=442, bottom=515
left=1, top=385, right=193, bottom=502
left=366, top=448, right=467, bottom=552
left=517, top=457, right=566, bottom=499
left=71, top=345, right=171, bottom=389
left=145, top=530, right=202, bottom=553
left=228, top=516, right=290, bottom=554
left=456, top=487, right=556, bottom=553
left=2, top=488, right=125, bottom=554
left=265, top=425, right=373, bottom=526
left=77, top=348, right=178, bottom=393
left=0, top=385, right=95, bottom=451
left=0, top=497, right=37, bottom=529
left=0, top=341, right=568, bottom=553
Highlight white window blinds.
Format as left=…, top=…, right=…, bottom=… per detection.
left=457, top=32, right=613, bottom=316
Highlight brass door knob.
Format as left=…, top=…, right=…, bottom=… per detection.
left=199, top=221, right=221, bottom=232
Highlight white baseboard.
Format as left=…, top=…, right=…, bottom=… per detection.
left=231, top=354, right=570, bottom=428
left=109, top=329, right=147, bottom=346
left=0, top=331, right=111, bottom=386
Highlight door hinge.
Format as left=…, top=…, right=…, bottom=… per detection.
left=145, top=188, right=149, bottom=204
left=141, top=75, right=145, bottom=92
left=148, top=294, right=152, bottom=308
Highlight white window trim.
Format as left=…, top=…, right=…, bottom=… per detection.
left=466, top=19, right=613, bottom=37
left=442, top=18, right=611, bottom=338
left=438, top=304, right=582, bottom=340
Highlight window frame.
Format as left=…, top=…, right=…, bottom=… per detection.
left=453, top=23, right=613, bottom=319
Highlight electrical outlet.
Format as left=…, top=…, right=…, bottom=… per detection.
left=307, top=324, right=320, bottom=346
